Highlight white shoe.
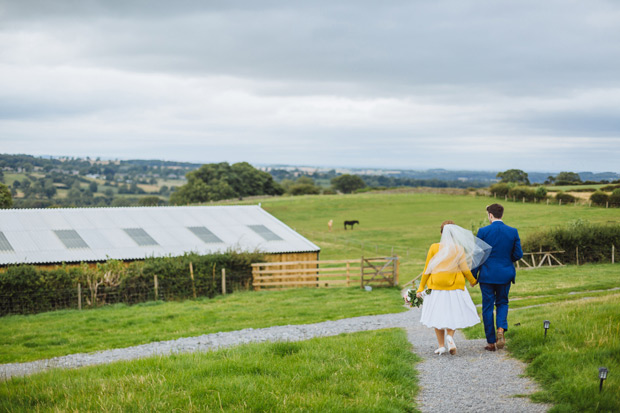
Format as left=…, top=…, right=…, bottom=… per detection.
left=446, top=335, right=457, bottom=355
left=434, top=347, right=446, bottom=355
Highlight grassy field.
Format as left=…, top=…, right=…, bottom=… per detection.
left=0, top=329, right=419, bottom=412
left=252, top=192, right=619, bottom=284
left=464, top=294, right=620, bottom=412
left=0, top=287, right=405, bottom=364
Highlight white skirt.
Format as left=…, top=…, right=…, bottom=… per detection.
left=419, top=288, right=480, bottom=330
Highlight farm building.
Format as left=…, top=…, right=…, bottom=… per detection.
left=0, top=205, right=320, bottom=267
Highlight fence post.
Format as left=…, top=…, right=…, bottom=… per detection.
left=189, top=262, right=197, bottom=299
left=576, top=246, right=579, bottom=266
left=547, top=199, right=549, bottom=205
left=360, top=256, right=364, bottom=288
left=77, top=283, right=82, bottom=310
left=613, top=244, right=615, bottom=264
left=523, top=197, right=525, bottom=203
left=221, top=268, right=226, bottom=295
left=606, top=201, right=609, bottom=208
left=346, top=261, right=351, bottom=286
left=154, top=274, right=158, bottom=301
left=559, top=199, right=562, bottom=206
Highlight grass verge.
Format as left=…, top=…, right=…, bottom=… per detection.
left=0, top=329, right=419, bottom=412
left=464, top=294, right=620, bottom=412
left=0, top=287, right=405, bottom=364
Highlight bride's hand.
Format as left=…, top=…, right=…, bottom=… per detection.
left=470, top=280, right=478, bottom=287
left=416, top=292, right=423, bottom=298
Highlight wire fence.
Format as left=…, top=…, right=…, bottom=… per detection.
left=0, top=269, right=251, bottom=317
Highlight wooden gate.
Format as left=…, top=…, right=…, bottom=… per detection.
left=517, top=251, right=565, bottom=270
left=252, top=256, right=399, bottom=290
left=361, top=256, right=399, bottom=287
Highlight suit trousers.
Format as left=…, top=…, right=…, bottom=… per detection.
left=480, top=282, right=511, bottom=344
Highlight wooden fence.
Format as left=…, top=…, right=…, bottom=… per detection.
left=251, top=256, right=399, bottom=290
left=517, top=251, right=565, bottom=270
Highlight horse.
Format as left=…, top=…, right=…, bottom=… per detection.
left=344, top=220, right=359, bottom=230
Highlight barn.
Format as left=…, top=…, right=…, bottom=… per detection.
left=0, top=205, right=320, bottom=267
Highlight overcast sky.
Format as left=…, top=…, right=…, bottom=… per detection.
left=1, top=1, right=619, bottom=172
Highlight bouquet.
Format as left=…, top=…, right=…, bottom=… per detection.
left=404, top=287, right=431, bottom=308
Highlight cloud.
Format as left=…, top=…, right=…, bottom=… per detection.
left=0, top=0, right=619, bottom=171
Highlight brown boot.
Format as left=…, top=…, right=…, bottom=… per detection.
left=496, top=328, right=505, bottom=349
left=484, top=343, right=496, bottom=351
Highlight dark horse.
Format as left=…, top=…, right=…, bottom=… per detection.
left=344, top=220, right=359, bottom=230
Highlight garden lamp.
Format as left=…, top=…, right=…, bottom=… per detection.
left=599, top=367, right=608, bottom=392
left=543, top=320, right=550, bottom=338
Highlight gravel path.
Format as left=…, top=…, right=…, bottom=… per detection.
left=1, top=308, right=550, bottom=412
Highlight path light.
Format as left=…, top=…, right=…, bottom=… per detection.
left=543, top=320, right=550, bottom=339
left=599, top=367, right=608, bottom=392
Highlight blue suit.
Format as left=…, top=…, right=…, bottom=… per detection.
left=473, top=221, right=523, bottom=344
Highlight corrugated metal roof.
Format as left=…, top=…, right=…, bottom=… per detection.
left=0, top=205, right=320, bottom=265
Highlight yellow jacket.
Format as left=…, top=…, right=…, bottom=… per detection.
left=416, top=243, right=477, bottom=292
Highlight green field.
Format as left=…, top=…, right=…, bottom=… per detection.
left=0, top=287, right=405, bottom=364
left=0, top=329, right=419, bottom=412
left=252, top=192, right=619, bottom=284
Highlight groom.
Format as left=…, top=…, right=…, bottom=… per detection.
left=473, top=203, right=523, bottom=351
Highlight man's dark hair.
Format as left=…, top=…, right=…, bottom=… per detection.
left=487, top=203, right=504, bottom=219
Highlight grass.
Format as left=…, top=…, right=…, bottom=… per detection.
left=0, top=329, right=420, bottom=412
left=249, top=192, right=619, bottom=285
left=0, top=287, right=406, bottom=364
left=464, top=294, right=620, bottom=412
left=466, top=263, right=620, bottom=308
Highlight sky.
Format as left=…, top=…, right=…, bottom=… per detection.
left=1, top=0, right=619, bottom=172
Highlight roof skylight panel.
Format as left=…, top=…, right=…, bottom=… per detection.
left=248, top=225, right=283, bottom=241
left=187, top=226, right=223, bottom=244
left=54, top=230, right=89, bottom=249
left=123, top=228, right=159, bottom=246
left=0, top=231, right=14, bottom=252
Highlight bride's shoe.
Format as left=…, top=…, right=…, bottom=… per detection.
left=434, top=347, right=446, bottom=355
left=446, top=335, right=457, bottom=355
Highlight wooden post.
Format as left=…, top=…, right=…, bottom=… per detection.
left=346, top=261, right=350, bottom=286
left=154, top=274, right=159, bottom=301
left=221, top=268, right=226, bottom=295
left=189, top=262, right=197, bottom=299
left=394, top=256, right=400, bottom=286
left=77, top=283, right=82, bottom=310
left=559, top=199, right=562, bottom=206
left=360, top=256, right=364, bottom=288
left=504, top=195, right=507, bottom=201
left=576, top=246, right=579, bottom=266
left=606, top=201, right=609, bottom=208
left=523, top=197, right=525, bottom=203
left=612, top=244, right=615, bottom=264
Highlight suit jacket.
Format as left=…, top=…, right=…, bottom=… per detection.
left=473, top=221, right=523, bottom=284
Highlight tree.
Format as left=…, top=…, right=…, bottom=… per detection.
left=331, top=174, right=366, bottom=193
left=496, top=169, right=530, bottom=185
left=170, top=162, right=283, bottom=205
left=609, top=189, right=620, bottom=207
left=0, top=183, right=13, bottom=208
left=554, top=172, right=581, bottom=185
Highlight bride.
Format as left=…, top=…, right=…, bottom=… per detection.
left=416, top=220, right=491, bottom=355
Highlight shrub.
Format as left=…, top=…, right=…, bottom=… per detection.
left=555, top=192, right=576, bottom=204
left=589, top=191, right=609, bottom=206
left=522, top=220, right=620, bottom=265
left=534, top=186, right=547, bottom=201
left=508, top=186, right=535, bottom=202
left=489, top=183, right=511, bottom=197
left=0, top=251, right=266, bottom=316
left=609, top=189, right=620, bottom=207
left=288, top=183, right=321, bottom=196
left=601, top=184, right=620, bottom=192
